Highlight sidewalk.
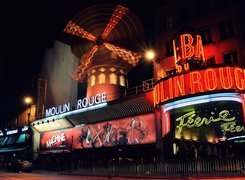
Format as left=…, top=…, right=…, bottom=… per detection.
left=53, top=169, right=245, bottom=179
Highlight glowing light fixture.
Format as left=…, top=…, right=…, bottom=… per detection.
left=24, top=97, right=32, bottom=105
left=145, top=50, right=156, bottom=61
left=163, top=93, right=241, bottom=112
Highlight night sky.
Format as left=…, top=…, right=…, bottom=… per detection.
left=0, top=0, right=165, bottom=121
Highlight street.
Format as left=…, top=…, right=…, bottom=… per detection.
left=0, top=172, right=245, bottom=180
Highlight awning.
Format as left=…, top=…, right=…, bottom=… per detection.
left=66, top=94, right=154, bottom=125
left=0, top=146, right=29, bottom=153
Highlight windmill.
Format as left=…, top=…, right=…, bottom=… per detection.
left=63, top=4, right=145, bottom=101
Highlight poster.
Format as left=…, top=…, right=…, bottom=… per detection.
left=40, top=128, right=73, bottom=152
left=73, top=113, right=156, bottom=149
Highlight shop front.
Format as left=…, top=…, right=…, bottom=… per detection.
left=0, top=126, right=33, bottom=169
left=153, top=32, right=245, bottom=160
left=161, top=92, right=245, bottom=160
left=32, top=93, right=157, bottom=169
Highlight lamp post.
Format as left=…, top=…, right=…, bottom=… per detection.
left=24, top=96, right=32, bottom=126
left=145, top=50, right=161, bottom=81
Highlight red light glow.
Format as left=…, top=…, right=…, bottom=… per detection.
left=154, top=66, right=245, bottom=106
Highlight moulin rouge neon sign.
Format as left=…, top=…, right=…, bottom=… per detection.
left=153, top=33, right=245, bottom=106
left=45, top=92, right=107, bottom=118
left=154, top=66, right=245, bottom=106
left=175, top=110, right=244, bottom=135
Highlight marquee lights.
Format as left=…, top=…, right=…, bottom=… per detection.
left=154, top=66, right=245, bottom=106
left=33, top=102, right=108, bottom=128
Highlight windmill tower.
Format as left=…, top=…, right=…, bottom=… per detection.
left=63, top=4, right=145, bottom=101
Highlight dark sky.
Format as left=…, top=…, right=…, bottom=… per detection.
left=0, top=0, right=164, bottom=120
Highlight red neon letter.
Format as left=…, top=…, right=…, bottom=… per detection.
left=219, top=67, right=233, bottom=89
left=234, top=68, right=245, bottom=90
left=161, top=81, right=169, bottom=102
left=195, top=35, right=205, bottom=60
left=180, top=34, right=194, bottom=59
left=204, top=69, right=218, bottom=91
left=174, top=75, right=185, bottom=97
left=190, top=71, right=204, bottom=94
left=168, top=78, right=174, bottom=100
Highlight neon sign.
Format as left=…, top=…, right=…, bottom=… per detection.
left=6, top=129, right=18, bottom=135
left=221, top=122, right=244, bottom=135
left=45, top=92, right=107, bottom=117
left=173, top=33, right=205, bottom=73
left=21, top=126, right=29, bottom=132
left=176, top=110, right=235, bottom=134
left=154, top=66, right=245, bottom=106
left=175, top=109, right=244, bottom=136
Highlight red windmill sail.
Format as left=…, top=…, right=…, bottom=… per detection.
left=64, top=5, right=143, bottom=83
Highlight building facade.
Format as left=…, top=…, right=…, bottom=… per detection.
left=0, top=0, right=245, bottom=173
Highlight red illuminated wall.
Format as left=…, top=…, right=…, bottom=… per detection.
left=72, top=113, right=156, bottom=149
left=154, top=3, right=244, bottom=74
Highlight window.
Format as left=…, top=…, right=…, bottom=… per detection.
left=90, top=75, right=96, bottom=86
left=166, top=69, right=176, bottom=76
left=1, top=137, right=8, bottom=146
left=165, top=41, right=174, bottom=57
left=99, top=67, right=106, bottom=72
left=109, top=67, right=116, bottom=72
left=119, top=75, right=126, bottom=87
left=16, top=134, right=26, bottom=144
left=219, top=19, right=234, bottom=39
left=0, top=138, right=4, bottom=146
left=109, top=73, right=117, bottom=85
left=223, top=51, right=238, bottom=64
left=199, top=26, right=212, bottom=45
left=163, top=16, right=173, bottom=31
left=98, top=73, right=106, bottom=84
left=6, top=135, right=18, bottom=145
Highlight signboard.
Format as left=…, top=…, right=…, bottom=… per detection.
left=164, top=97, right=245, bottom=143
left=33, top=118, right=73, bottom=133
left=154, top=66, right=245, bottom=106
left=6, top=129, right=18, bottom=135
left=45, top=92, right=107, bottom=118
left=173, top=33, right=205, bottom=73
left=40, top=128, right=73, bottom=153
left=72, top=113, right=156, bottom=149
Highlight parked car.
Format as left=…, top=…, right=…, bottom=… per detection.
left=7, top=159, right=33, bottom=172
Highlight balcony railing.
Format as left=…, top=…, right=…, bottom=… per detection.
left=123, top=78, right=155, bottom=97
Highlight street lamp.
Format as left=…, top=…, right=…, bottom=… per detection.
left=145, top=50, right=162, bottom=80
left=145, top=50, right=156, bottom=61
left=24, top=96, right=33, bottom=126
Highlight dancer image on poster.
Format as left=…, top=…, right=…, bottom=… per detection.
left=127, top=117, right=146, bottom=144
left=117, top=131, right=128, bottom=145
left=99, top=122, right=117, bottom=147
left=86, top=127, right=92, bottom=145
left=90, top=125, right=103, bottom=148
left=78, top=128, right=87, bottom=148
